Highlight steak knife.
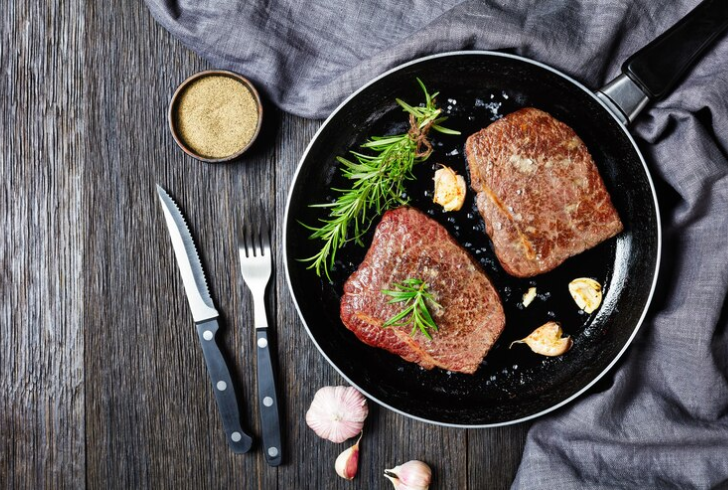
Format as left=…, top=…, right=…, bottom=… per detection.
left=156, top=184, right=253, bottom=453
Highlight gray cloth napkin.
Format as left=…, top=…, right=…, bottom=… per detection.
left=145, top=0, right=728, bottom=487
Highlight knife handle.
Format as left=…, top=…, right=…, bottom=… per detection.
left=256, top=329, right=282, bottom=466
left=196, top=319, right=253, bottom=454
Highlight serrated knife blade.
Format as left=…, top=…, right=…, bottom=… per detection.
left=156, top=185, right=218, bottom=322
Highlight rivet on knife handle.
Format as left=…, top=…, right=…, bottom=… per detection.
left=256, top=329, right=282, bottom=466
left=196, top=319, right=253, bottom=453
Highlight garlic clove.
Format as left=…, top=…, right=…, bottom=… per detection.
left=305, top=386, right=368, bottom=443
left=568, top=277, right=602, bottom=313
left=510, top=321, right=572, bottom=357
left=335, top=432, right=363, bottom=480
left=433, top=165, right=466, bottom=212
left=522, top=287, right=537, bottom=307
left=384, top=460, right=432, bottom=490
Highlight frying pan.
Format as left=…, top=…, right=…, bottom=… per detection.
left=283, top=0, right=728, bottom=427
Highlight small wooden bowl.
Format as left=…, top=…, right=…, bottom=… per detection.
left=168, top=70, right=263, bottom=163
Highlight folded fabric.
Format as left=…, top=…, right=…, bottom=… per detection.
left=145, top=0, right=728, bottom=487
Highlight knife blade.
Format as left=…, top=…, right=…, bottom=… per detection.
left=156, top=184, right=253, bottom=454
left=156, top=185, right=218, bottom=322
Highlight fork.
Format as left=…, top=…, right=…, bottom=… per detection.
left=237, top=217, right=282, bottom=467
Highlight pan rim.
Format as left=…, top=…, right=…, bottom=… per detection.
left=283, top=50, right=662, bottom=428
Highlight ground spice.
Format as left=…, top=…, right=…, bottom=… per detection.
left=174, top=75, right=259, bottom=159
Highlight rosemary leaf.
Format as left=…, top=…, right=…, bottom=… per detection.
left=381, top=279, right=441, bottom=340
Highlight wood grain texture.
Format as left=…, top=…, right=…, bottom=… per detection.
left=2, top=1, right=528, bottom=488
left=0, top=2, right=86, bottom=489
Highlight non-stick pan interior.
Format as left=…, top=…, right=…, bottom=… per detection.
left=285, top=52, right=659, bottom=426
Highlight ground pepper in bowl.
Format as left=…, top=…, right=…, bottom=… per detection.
left=169, top=71, right=262, bottom=162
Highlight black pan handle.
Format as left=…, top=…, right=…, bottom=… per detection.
left=623, top=0, right=728, bottom=100
left=599, top=0, right=728, bottom=124
left=196, top=319, right=254, bottom=454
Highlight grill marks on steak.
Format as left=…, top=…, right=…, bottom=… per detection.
left=340, top=207, right=505, bottom=374
left=466, top=108, right=623, bottom=278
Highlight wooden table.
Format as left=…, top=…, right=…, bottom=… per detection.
left=1, top=2, right=529, bottom=488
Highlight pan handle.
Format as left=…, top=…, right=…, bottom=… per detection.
left=598, top=0, right=728, bottom=125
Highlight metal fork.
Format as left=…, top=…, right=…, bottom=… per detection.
left=237, top=217, right=282, bottom=467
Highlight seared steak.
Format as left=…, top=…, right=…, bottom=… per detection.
left=340, top=207, right=505, bottom=374
left=466, top=107, right=623, bottom=277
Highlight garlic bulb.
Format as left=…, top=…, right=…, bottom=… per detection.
left=510, top=321, right=572, bottom=357
left=306, top=386, right=368, bottom=443
left=335, top=432, right=363, bottom=480
left=384, top=460, right=432, bottom=490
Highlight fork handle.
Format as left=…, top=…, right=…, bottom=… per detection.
left=196, top=319, right=254, bottom=454
left=256, top=329, right=283, bottom=466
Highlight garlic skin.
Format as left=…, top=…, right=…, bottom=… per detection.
left=384, top=460, right=432, bottom=490
left=568, top=277, right=603, bottom=313
left=510, top=321, right=572, bottom=357
left=335, top=432, right=363, bottom=480
left=306, top=386, right=368, bottom=443
left=433, top=166, right=466, bottom=212
left=522, top=287, right=537, bottom=307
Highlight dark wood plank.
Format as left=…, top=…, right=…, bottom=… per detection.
left=468, top=425, right=530, bottom=489
left=82, top=0, right=279, bottom=487
left=0, top=2, right=86, bottom=489
left=82, top=3, right=223, bottom=489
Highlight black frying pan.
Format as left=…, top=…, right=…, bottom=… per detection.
left=283, top=0, right=728, bottom=426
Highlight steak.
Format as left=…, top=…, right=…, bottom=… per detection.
left=465, top=107, right=623, bottom=278
left=340, top=207, right=505, bottom=374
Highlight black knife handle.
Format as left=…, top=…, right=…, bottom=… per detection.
left=256, top=329, right=282, bottom=466
left=196, top=319, right=253, bottom=454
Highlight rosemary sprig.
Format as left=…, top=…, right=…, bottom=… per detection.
left=381, top=278, right=441, bottom=340
left=300, top=79, right=460, bottom=279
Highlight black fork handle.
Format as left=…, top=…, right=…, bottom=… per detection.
left=256, top=328, right=283, bottom=466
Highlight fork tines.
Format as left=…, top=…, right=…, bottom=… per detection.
left=237, top=217, right=270, bottom=258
